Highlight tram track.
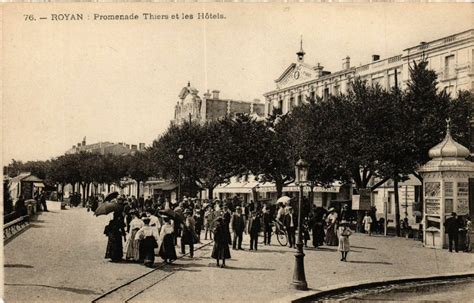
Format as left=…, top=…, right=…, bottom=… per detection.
left=91, top=240, right=214, bottom=303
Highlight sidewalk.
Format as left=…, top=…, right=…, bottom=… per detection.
left=130, top=232, right=474, bottom=303
left=4, top=203, right=473, bottom=303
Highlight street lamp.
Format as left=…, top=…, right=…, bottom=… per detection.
left=177, top=148, right=184, bottom=202
left=292, top=158, right=309, bottom=291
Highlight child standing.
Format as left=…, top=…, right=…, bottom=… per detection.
left=337, top=220, right=352, bottom=262
left=362, top=211, right=372, bottom=236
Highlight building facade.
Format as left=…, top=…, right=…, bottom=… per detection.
left=173, top=82, right=265, bottom=124
left=65, top=137, right=145, bottom=156
left=264, top=29, right=474, bottom=116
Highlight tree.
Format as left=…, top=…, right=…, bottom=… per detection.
left=124, top=151, right=153, bottom=199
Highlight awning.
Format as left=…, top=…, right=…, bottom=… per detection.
left=33, top=182, right=45, bottom=188
left=256, top=182, right=341, bottom=193
left=145, top=181, right=177, bottom=191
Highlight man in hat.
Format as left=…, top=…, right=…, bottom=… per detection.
left=231, top=206, right=246, bottom=250
left=444, top=212, right=461, bottom=252
left=284, top=207, right=297, bottom=248
left=181, top=209, right=196, bottom=257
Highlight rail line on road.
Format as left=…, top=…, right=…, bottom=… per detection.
left=91, top=240, right=214, bottom=303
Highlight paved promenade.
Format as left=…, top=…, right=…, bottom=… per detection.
left=3, top=202, right=474, bottom=302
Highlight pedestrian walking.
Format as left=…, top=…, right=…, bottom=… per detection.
left=181, top=209, right=196, bottom=258
left=158, top=216, right=177, bottom=263
left=194, top=207, right=203, bottom=242
left=325, top=208, right=339, bottom=246
left=40, top=192, right=48, bottom=212
left=204, top=206, right=215, bottom=240
left=211, top=217, right=231, bottom=268
left=284, top=207, right=297, bottom=248
left=362, top=212, right=373, bottom=236
left=104, top=212, right=126, bottom=262
left=337, top=220, right=352, bottom=262
left=263, top=208, right=272, bottom=245
left=135, top=218, right=159, bottom=267
left=464, top=216, right=472, bottom=252
left=124, top=212, right=144, bottom=261
left=248, top=211, right=261, bottom=251
left=231, top=206, right=245, bottom=250
left=444, top=212, right=461, bottom=252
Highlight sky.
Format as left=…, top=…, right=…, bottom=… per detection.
left=2, top=3, right=472, bottom=163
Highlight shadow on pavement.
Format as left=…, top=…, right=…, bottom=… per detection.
left=224, top=265, right=276, bottom=271
left=351, top=245, right=377, bottom=250
left=347, top=260, right=392, bottom=265
left=4, top=283, right=101, bottom=295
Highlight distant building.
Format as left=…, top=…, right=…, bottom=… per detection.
left=264, top=29, right=474, bottom=115
left=173, top=82, right=265, bottom=124
left=65, top=137, right=145, bottom=156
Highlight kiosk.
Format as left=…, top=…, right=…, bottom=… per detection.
left=419, top=120, right=474, bottom=249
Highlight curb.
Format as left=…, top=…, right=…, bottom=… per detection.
left=279, top=272, right=474, bottom=302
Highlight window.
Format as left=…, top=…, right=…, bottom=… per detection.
left=278, top=99, right=283, bottom=110
left=289, top=96, right=295, bottom=110
left=323, top=87, right=330, bottom=101
left=445, top=55, right=455, bottom=78
left=444, top=182, right=453, bottom=197
left=334, top=82, right=340, bottom=95
left=297, top=94, right=302, bottom=105
left=310, top=91, right=315, bottom=101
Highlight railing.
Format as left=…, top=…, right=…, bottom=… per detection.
left=4, top=215, right=30, bottom=242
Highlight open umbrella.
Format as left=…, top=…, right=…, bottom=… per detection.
left=104, top=191, right=119, bottom=202
left=277, top=196, right=292, bottom=205
left=94, top=202, right=122, bottom=216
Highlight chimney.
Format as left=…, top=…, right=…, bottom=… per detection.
left=314, top=63, right=324, bottom=77
left=72, top=145, right=76, bottom=149
left=342, top=56, right=350, bottom=70
left=212, top=90, right=220, bottom=99
left=204, top=90, right=211, bottom=99
left=82, top=137, right=86, bottom=146
left=77, top=142, right=81, bottom=147
left=131, top=144, right=137, bottom=150
left=139, top=143, right=145, bottom=150
left=372, top=54, right=380, bottom=62
left=126, top=144, right=130, bottom=149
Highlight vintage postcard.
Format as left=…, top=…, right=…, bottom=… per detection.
left=2, top=3, right=473, bottom=303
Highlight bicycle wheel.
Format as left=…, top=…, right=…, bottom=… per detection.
left=275, top=227, right=288, bottom=246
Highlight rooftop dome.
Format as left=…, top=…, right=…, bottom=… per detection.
left=428, top=119, right=470, bottom=159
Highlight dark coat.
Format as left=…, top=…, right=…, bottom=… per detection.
left=248, top=216, right=261, bottom=236
left=444, top=217, right=461, bottom=234
left=284, top=213, right=298, bottom=230
left=231, top=214, right=246, bottom=233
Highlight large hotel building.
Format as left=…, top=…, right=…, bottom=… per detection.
left=214, top=29, right=474, bottom=226
left=264, top=29, right=473, bottom=116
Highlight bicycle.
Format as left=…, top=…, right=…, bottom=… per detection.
left=258, top=220, right=288, bottom=246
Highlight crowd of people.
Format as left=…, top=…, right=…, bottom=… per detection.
left=99, top=194, right=472, bottom=268
left=99, top=194, right=364, bottom=267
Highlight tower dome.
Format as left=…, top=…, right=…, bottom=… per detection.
left=428, top=119, right=470, bottom=159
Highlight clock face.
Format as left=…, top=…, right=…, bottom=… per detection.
left=293, top=71, right=300, bottom=80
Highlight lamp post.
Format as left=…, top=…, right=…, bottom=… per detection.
left=292, top=158, right=308, bottom=291
left=177, top=148, right=184, bottom=202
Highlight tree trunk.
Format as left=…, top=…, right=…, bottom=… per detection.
left=136, top=181, right=140, bottom=200
left=394, top=178, right=401, bottom=237
left=86, top=183, right=90, bottom=200
left=275, top=180, right=284, bottom=198
left=208, top=187, right=214, bottom=200
left=81, top=183, right=87, bottom=205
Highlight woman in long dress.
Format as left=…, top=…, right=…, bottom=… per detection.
left=211, top=217, right=231, bottom=268
left=337, top=221, right=352, bottom=262
left=104, top=212, right=126, bottom=262
left=325, top=209, right=339, bottom=246
left=135, top=218, right=159, bottom=267
left=124, top=212, right=144, bottom=261
left=158, top=217, right=177, bottom=263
